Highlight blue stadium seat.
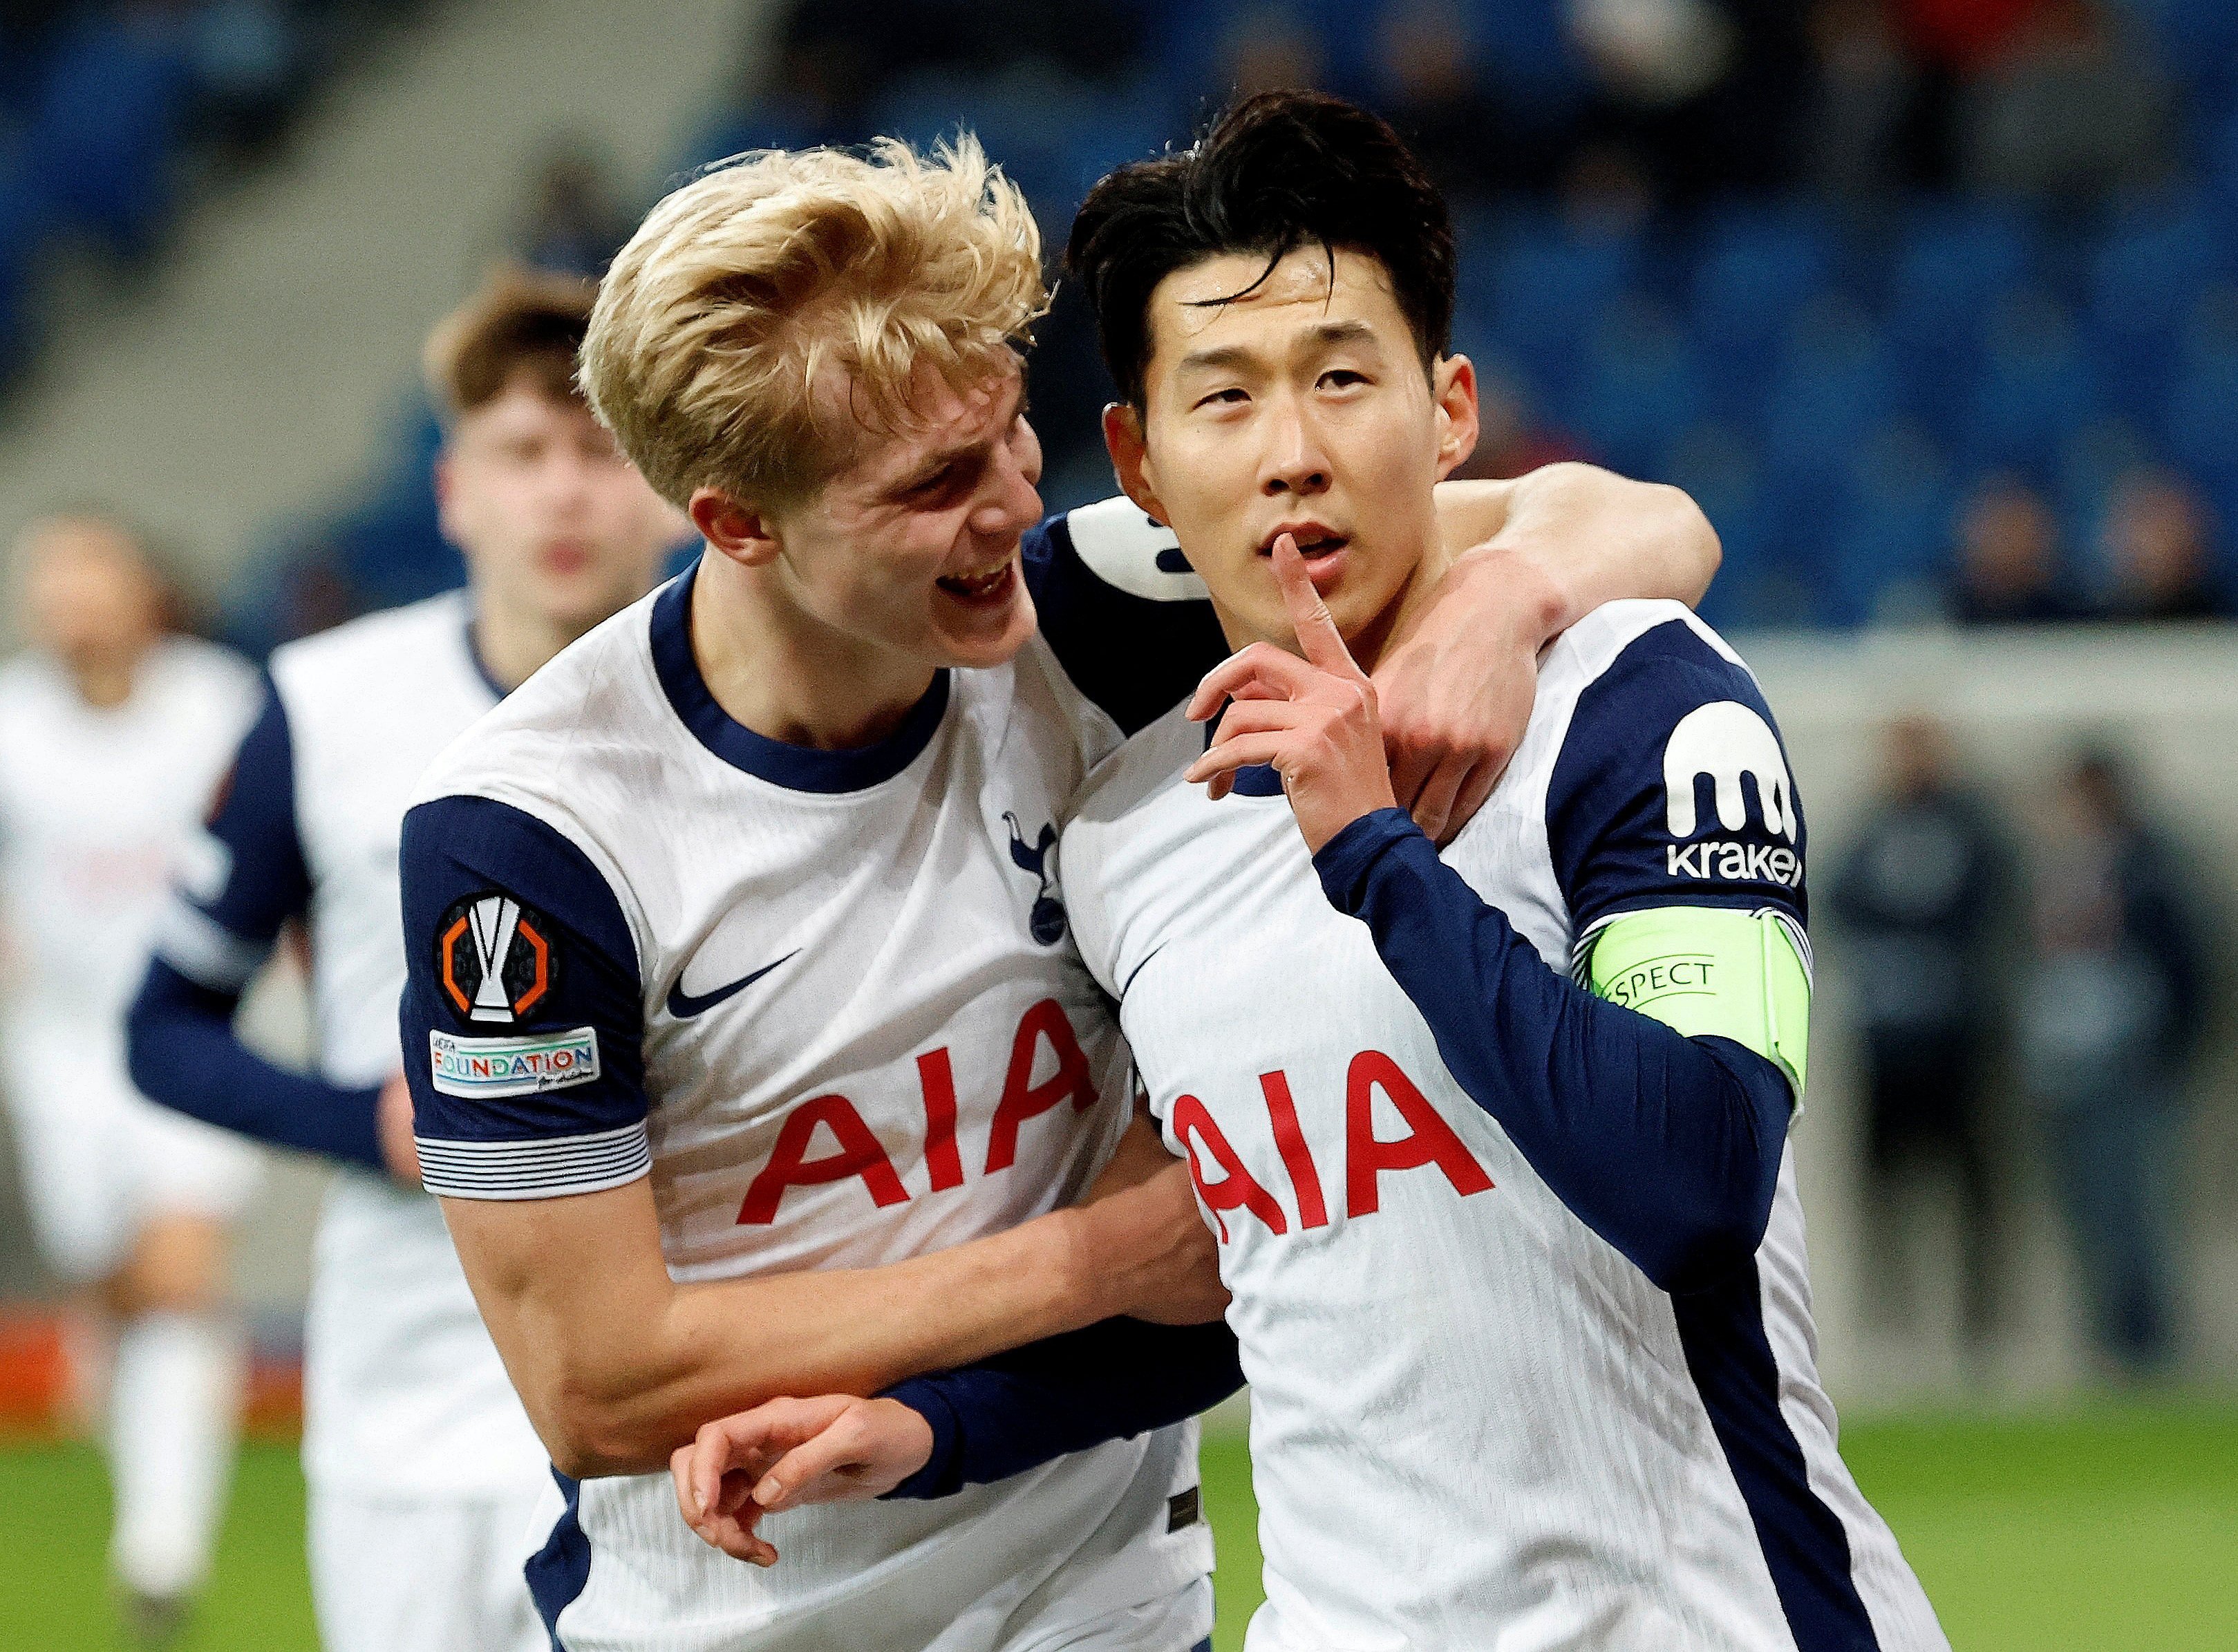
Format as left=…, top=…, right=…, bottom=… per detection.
left=1687, top=204, right=1835, bottom=422
left=1656, top=424, right=1789, bottom=631
left=2163, top=290, right=2238, bottom=489
left=1830, top=425, right=1957, bottom=626
left=1964, top=293, right=2100, bottom=476
left=1476, top=212, right=1642, bottom=406
left=23, top=15, right=191, bottom=259
left=2083, top=188, right=2235, bottom=420
left=1567, top=299, right=1701, bottom=480
left=1884, top=201, right=2037, bottom=438
left=1762, top=299, right=1898, bottom=498
left=0, top=147, right=41, bottom=375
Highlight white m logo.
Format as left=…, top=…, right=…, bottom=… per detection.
left=1663, top=702, right=1797, bottom=843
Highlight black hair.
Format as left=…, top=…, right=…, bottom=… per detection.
left=1065, top=90, right=1456, bottom=409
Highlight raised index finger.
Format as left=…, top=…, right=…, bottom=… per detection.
left=1271, top=534, right=1364, bottom=681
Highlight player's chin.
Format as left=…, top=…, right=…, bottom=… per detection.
left=928, top=570, right=1036, bottom=668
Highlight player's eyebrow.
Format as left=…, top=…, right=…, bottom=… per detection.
left=1176, top=321, right=1380, bottom=381
left=889, top=378, right=1029, bottom=494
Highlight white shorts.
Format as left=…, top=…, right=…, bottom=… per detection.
left=1, top=1011, right=263, bottom=1283
left=309, top=1480, right=549, bottom=1652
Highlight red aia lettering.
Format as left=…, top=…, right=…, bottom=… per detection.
left=736, top=1094, right=911, bottom=1224
left=916, top=1047, right=965, bottom=1193
left=1172, top=1094, right=1287, bottom=1243
left=1344, top=1049, right=1495, bottom=1217
left=1257, top=1070, right=1329, bottom=1230
left=984, top=998, right=1096, bottom=1173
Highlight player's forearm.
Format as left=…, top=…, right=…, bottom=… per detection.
left=1313, top=810, right=1789, bottom=1293
left=881, top=1316, right=1243, bottom=1500
left=458, top=1194, right=1120, bottom=1479
left=1442, top=465, right=1720, bottom=641
left=125, top=957, right=385, bottom=1171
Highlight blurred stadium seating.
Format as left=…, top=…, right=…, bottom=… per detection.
left=38, top=0, right=2204, bottom=653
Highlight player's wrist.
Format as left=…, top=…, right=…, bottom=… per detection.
left=1447, top=538, right=1571, bottom=650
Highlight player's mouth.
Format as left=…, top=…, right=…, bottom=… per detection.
left=936, top=556, right=1017, bottom=607
left=540, top=541, right=594, bottom=576
left=1259, top=523, right=1351, bottom=590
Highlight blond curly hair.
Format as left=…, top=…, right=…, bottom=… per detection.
left=582, top=136, right=1046, bottom=509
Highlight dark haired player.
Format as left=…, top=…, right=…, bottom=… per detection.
left=124, top=268, right=686, bottom=1652
left=678, top=94, right=1948, bottom=1652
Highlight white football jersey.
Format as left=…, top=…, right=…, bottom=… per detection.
left=1062, top=601, right=1946, bottom=1652
left=401, top=530, right=1222, bottom=1651
left=153, top=592, right=548, bottom=1499
left=0, top=638, right=258, bottom=1028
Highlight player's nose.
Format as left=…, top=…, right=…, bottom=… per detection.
left=1259, top=397, right=1331, bottom=498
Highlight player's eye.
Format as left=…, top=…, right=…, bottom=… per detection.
left=1194, top=388, right=1248, bottom=411
left=1319, top=369, right=1366, bottom=391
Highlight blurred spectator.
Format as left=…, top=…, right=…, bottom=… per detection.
left=515, top=140, right=633, bottom=279
left=1830, top=713, right=2015, bottom=1359
left=1949, top=474, right=2088, bottom=622
left=2096, top=469, right=2229, bottom=621
left=1959, top=0, right=2171, bottom=204
left=1222, top=6, right=1326, bottom=100
left=2018, top=747, right=2208, bottom=1378
left=1570, top=0, right=1814, bottom=200
left=1803, top=0, right=1932, bottom=200
left=1376, top=1, right=1513, bottom=197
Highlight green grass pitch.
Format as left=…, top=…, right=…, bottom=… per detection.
left=0, top=1406, right=2232, bottom=1649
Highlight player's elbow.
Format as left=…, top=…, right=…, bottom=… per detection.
left=536, top=1384, right=670, bottom=1480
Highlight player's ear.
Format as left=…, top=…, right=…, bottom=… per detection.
left=689, top=487, right=781, bottom=570
left=1102, top=402, right=1168, bottom=527
left=1431, top=355, right=1480, bottom=480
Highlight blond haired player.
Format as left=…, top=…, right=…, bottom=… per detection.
left=0, top=514, right=261, bottom=1642
left=126, top=270, right=685, bottom=1652
left=396, top=138, right=1719, bottom=1652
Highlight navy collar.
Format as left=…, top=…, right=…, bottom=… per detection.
left=1202, top=701, right=1286, bottom=797
left=650, top=560, right=950, bottom=793
left=462, top=617, right=511, bottom=703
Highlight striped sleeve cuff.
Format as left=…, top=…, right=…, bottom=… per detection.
left=415, top=1123, right=652, bottom=1201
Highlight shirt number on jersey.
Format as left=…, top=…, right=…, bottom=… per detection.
left=1172, top=1050, right=1494, bottom=1242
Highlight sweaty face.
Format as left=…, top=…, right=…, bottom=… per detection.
left=19, top=520, right=162, bottom=670
left=762, top=357, right=1044, bottom=672
left=1128, top=246, right=1473, bottom=657
left=439, top=381, right=682, bottom=635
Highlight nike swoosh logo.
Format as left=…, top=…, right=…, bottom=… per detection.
left=665, top=951, right=796, bottom=1020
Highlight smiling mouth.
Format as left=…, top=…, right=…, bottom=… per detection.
left=937, top=561, right=1015, bottom=600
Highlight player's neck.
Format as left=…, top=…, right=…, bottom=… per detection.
left=61, top=641, right=152, bottom=710
left=471, top=598, right=587, bottom=693
left=690, top=552, right=939, bottom=751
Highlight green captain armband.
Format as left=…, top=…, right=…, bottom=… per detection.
left=1583, top=907, right=1811, bottom=1098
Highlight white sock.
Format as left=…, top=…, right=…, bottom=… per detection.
left=105, top=1311, right=245, bottom=1599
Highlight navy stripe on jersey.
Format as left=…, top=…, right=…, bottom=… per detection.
left=125, top=677, right=387, bottom=1172
left=525, top=1467, right=591, bottom=1650
left=399, top=794, right=648, bottom=1199
left=1675, top=1265, right=1882, bottom=1651
left=170, top=678, right=310, bottom=973
left=651, top=562, right=952, bottom=792
left=1026, top=505, right=1229, bottom=738
left=1547, top=619, right=1807, bottom=935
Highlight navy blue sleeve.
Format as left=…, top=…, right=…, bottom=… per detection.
left=1547, top=619, right=1807, bottom=935
left=1308, top=621, right=1809, bottom=1295
left=125, top=680, right=385, bottom=1172
left=1022, top=501, right=1231, bottom=737
left=1315, top=813, right=1792, bottom=1293
left=878, top=1317, right=1243, bottom=1500
left=398, top=793, right=650, bottom=1200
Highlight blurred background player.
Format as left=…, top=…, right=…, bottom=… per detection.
left=1830, top=712, right=2017, bottom=1364
left=123, top=268, right=686, bottom=1652
left=0, top=514, right=263, bottom=1641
